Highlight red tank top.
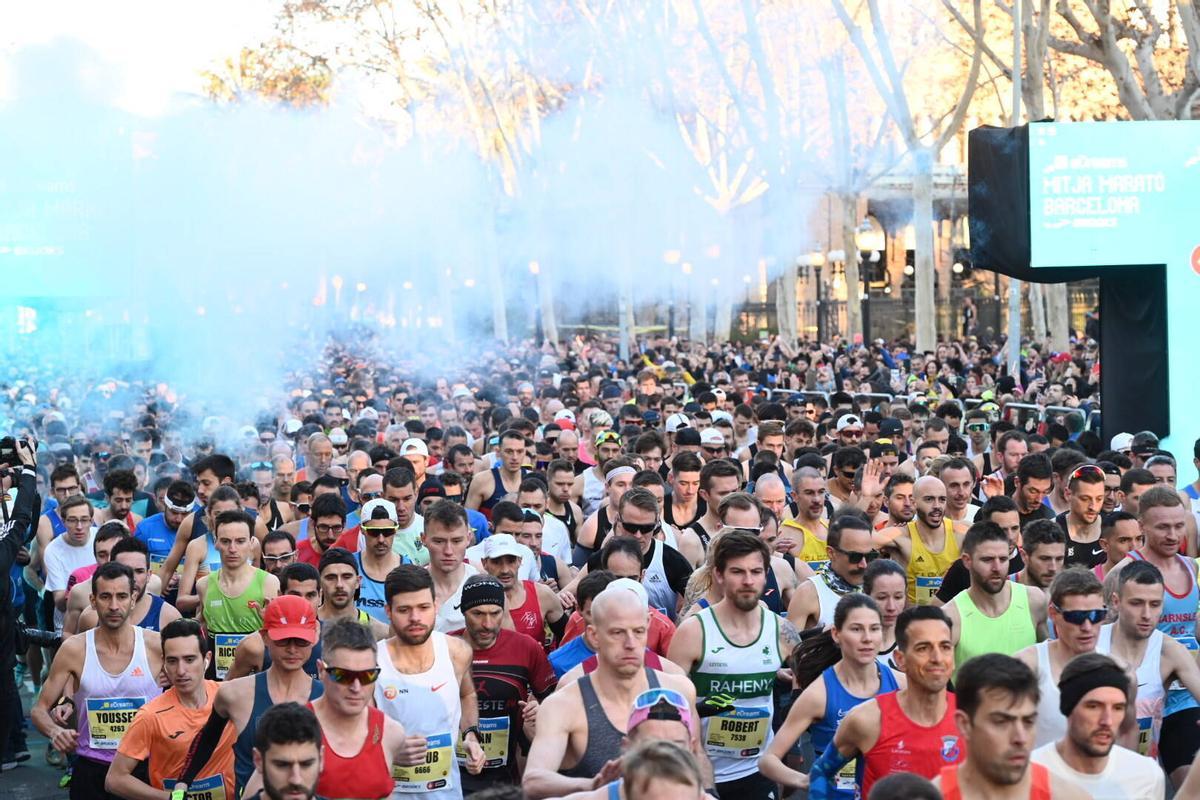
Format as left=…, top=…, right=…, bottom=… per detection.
left=939, top=762, right=1051, bottom=800
left=510, top=580, right=547, bottom=647
left=312, top=705, right=394, bottom=800
left=861, top=691, right=964, bottom=799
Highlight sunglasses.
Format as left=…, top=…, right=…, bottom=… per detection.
left=965, top=422, right=990, bottom=433
left=1069, top=464, right=1106, bottom=481
left=263, top=551, right=297, bottom=563
left=249, top=461, right=273, bottom=471
left=360, top=491, right=383, bottom=502
left=722, top=525, right=763, bottom=536
left=833, top=546, right=879, bottom=565
left=364, top=526, right=397, bottom=537
left=634, top=687, right=689, bottom=710
left=325, top=666, right=381, bottom=685
left=1053, top=606, right=1106, bottom=626
left=619, top=518, right=660, bottom=535
left=293, top=503, right=312, bottom=515
left=595, top=431, right=623, bottom=446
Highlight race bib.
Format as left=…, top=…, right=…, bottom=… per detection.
left=178, top=774, right=227, bottom=800
left=1136, top=716, right=1155, bottom=757
left=704, top=707, right=770, bottom=758
left=213, top=633, right=249, bottom=680
left=455, top=717, right=509, bottom=769
left=835, top=758, right=858, bottom=792
left=86, top=697, right=145, bottom=749
left=392, top=732, right=453, bottom=791
left=915, top=575, right=942, bottom=605
left=149, top=552, right=168, bottom=575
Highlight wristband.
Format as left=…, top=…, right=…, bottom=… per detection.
left=171, top=786, right=187, bottom=800
left=461, top=725, right=481, bottom=742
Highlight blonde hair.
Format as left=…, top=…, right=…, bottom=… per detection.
left=623, top=740, right=702, bottom=800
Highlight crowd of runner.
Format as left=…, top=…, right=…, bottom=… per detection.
left=0, top=329, right=1197, bottom=800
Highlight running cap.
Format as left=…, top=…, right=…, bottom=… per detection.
left=418, top=476, right=446, bottom=502
left=451, top=386, right=472, bottom=399
left=318, top=546, right=358, bottom=574
left=237, top=425, right=258, bottom=439
left=329, top=427, right=349, bottom=446
left=836, top=415, right=864, bottom=432
left=357, top=407, right=379, bottom=422
left=675, top=428, right=702, bottom=447
left=601, top=385, right=623, bottom=400
left=879, top=418, right=904, bottom=437
left=700, top=429, right=725, bottom=447
left=458, top=574, right=506, bottom=612
left=262, top=594, right=319, bottom=643
left=554, top=409, right=576, bottom=423
left=665, top=413, right=690, bottom=433
left=870, top=439, right=900, bottom=459
left=1130, top=431, right=1160, bottom=454
left=483, top=533, right=524, bottom=561
left=400, top=438, right=429, bottom=458
left=284, top=419, right=303, bottom=435
left=360, top=498, right=399, bottom=524
left=1109, top=432, right=1133, bottom=452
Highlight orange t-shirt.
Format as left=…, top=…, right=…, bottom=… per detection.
left=117, top=681, right=236, bottom=799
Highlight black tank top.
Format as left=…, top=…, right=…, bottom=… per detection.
left=550, top=506, right=578, bottom=545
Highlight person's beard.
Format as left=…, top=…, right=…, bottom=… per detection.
left=398, top=623, right=433, bottom=646
left=264, top=773, right=315, bottom=800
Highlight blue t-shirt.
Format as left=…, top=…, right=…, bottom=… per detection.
left=135, top=514, right=177, bottom=573
left=548, top=635, right=594, bottom=678
left=466, top=509, right=489, bottom=544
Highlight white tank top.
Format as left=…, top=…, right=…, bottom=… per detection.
left=643, top=540, right=676, bottom=621
left=581, top=470, right=606, bottom=517
left=375, top=634, right=463, bottom=800
left=74, top=627, right=162, bottom=762
left=434, top=565, right=479, bottom=633
left=661, top=525, right=679, bottom=550
left=806, top=574, right=842, bottom=628
left=1033, top=642, right=1066, bottom=748
left=1096, top=624, right=1166, bottom=757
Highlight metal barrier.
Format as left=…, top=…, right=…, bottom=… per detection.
left=1003, top=403, right=1043, bottom=435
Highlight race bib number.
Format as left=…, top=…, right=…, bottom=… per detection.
left=178, top=774, right=227, bottom=800
left=704, top=707, right=770, bottom=758
left=86, top=697, right=145, bottom=749
left=915, top=575, right=942, bottom=605
left=213, top=633, right=249, bottom=680
left=835, top=758, right=858, bottom=792
left=149, top=552, right=168, bottom=575
left=455, top=717, right=509, bottom=769
left=1136, top=716, right=1155, bottom=757
left=392, top=732, right=453, bottom=791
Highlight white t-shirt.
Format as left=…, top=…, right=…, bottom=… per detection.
left=43, top=530, right=97, bottom=633
left=1031, top=742, right=1164, bottom=800
left=540, top=514, right=572, bottom=564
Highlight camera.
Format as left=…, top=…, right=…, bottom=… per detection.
left=0, top=436, right=16, bottom=468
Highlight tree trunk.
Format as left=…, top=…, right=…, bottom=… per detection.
left=778, top=266, right=798, bottom=345
left=537, top=268, right=559, bottom=346
left=689, top=278, right=708, bottom=342
left=841, top=193, right=862, bottom=344
left=913, top=149, right=936, bottom=351
left=484, top=208, right=508, bottom=343
left=1046, top=282, right=1070, bottom=351
left=1028, top=281, right=1047, bottom=341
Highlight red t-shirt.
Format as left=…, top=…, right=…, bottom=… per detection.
left=330, top=525, right=363, bottom=553
left=561, top=607, right=676, bottom=657
left=862, top=691, right=964, bottom=799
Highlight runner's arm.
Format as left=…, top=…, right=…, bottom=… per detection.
left=521, top=690, right=594, bottom=800
left=808, top=702, right=870, bottom=800
left=1163, top=636, right=1200, bottom=703
left=177, top=706, right=233, bottom=785
left=227, top=633, right=264, bottom=680
left=106, top=752, right=169, bottom=800
left=31, top=635, right=82, bottom=752
left=156, top=515, right=193, bottom=591
left=175, top=538, right=207, bottom=614
left=758, top=679, right=823, bottom=790
left=665, top=616, right=703, bottom=674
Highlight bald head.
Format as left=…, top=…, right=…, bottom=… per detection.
left=590, top=584, right=649, bottom=622
left=754, top=473, right=787, bottom=517
left=347, top=450, right=371, bottom=471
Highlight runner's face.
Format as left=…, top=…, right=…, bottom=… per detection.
left=388, top=589, right=436, bottom=645
left=755, top=483, right=787, bottom=518
left=914, top=480, right=947, bottom=527
left=941, top=468, right=973, bottom=511
left=515, top=521, right=543, bottom=553
left=958, top=690, right=1036, bottom=787
left=52, top=477, right=81, bottom=502
left=833, top=607, right=882, bottom=666
left=1051, top=593, right=1104, bottom=653
left=321, top=646, right=377, bottom=715
left=384, top=483, right=417, bottom=528
left=549, top=471, right=574, bottom=503
left=1141, top=504, right=1188, bottom=557
left=263, top=541, right=296, bottom=575
left=760, top=435, right=785, bottom=458
left=592, top=601, right=649, bottom=678
left=1101, top=519, right=1143, bottom=562
left=423, top=522, right=470, bottom=573
left=1102, top=475, right=1120, bottom=512
left=887, top=484, right=915, bottom=523
left=108, top=488, right=134, bottom=518
left=894, top=619, right=953, bottom=692
left=273, top=460, right=296, bottom=496
left=216, top=522, right=252, bottom=567
left=965, top=540, right=1010, bottom=595
left=988, top=511, right=1020, bottom=551
left=163, top=634, right=208, bottom=695
left=597, top=442, right=623, bottom=464
left=196, top=470, right=222, bottom=505
left=500, top=439, right=526, bottom=471
left=869, top=573, right=906, bottom=628
left=114, top=553, right=150, bottom=599
left=1116, top=580, right=1163, bottom=640
left=1149, top=463, right=1176, bottom=487
left=607, top=475, right=633, bottom=505
left=256, top=740, right=321, bottom=800
left=313, top=515, right=344, bottom=549
left=518, top=491, right=546, bottom=514
left=308, top=441, right=334, bottom=477
left=605, top=551, right=642, bottom=582
left=701, top=475, right=740, bottom=511
left=464, top=604, right=504, bottom=649
left=1066, top=686, right=1125, bottom=759
left=91, top=574, right=135, bottom=629
left=1066, top=479, right=1104, bottom=524
left=796, top=478, right=827, bottom=519
left=672, top=471, right=700, bottom=503
left=556, top=437, right=578, bottom=462
left=484, top=555, right=521, bottom=588
left=640, top=448, right=664, bottom=473
left=1023, top=543, right=1063, bottom=589
left=1015, top=477, right=1051, bottom=514
left=286, top=579, right=321, bottom=609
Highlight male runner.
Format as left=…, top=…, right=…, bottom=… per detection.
left=668, top=532, right=801, bottom=800
left=523, top=582, right=697, bottom=799
left=94, top=470, right=142, bottom=530
left=374, top=565, right=486, bottom=800
left=943, top=521, right=1047, bottom=668
left=243, top=703, right=323, bottom=800
left=878, top=476, right=966, bottom=605
left=133, top=480, right=195, bottom=577
left=688, top=459, right=742, bottom=551
left=780, top=468, right=833, bottom=570
left=938, top=457, right=979, bottom=525
left=295, top=493, right=347, bottom=567
left=573, top=460, right=638, bottom=564
left=1010, top=454, right=1056, bottom=529
left=546, top=459, right=584, bottom=547
left=173, top=487, right=248, bottom=615
left=878, top=473, right=916, bottom=531
left=456, top=574, right=557, bottom=792
left=261, top=530, right=297, bottom=577
left=177, top=594, right=325, bottom=794
left=106, top=619, right=235, bottom=800
left=808, top=605, right=963, bottom=799
left=752, top=473, right=789, bottom=524
left=1015, top=569, right=1106, bottom=748
left=469, top=430, right=531, bottom=519
left=517, top=477, right=573, bottom=566
left=43, top=494, right=96, bottom=629
left=1011, top=520, right=1066, bottom=592
left=355, top=498, right=403, bottom=623
left=32, top=562, right=164, bottom=800
left=1047, top=449, right=1091, bottom=517
left=933, top=495, right=1023, bottom=606
left=1031, top=652, right=1165, bottom=798
left=307, top=618, right=427, bottom=800
left=1116, top=468, right=1156, bottom=515
left=62, top=524, right=131, bottom=636
left=480, top=533, right=565, bottom=651
left=787, top=513, right=876, bottom=629
left=1092, top=511, right=1143, bottom=580
left=931, top=653, right=1087, bottom=799
left=383, top=467, right=426, bottom=564
left=196, top=510, right=279, bottom=679
left=1057, top=463, right=1108, bottom=569
left=665, top=453, right=705, bottom=531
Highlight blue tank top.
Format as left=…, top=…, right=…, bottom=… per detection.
left=811, top=663, right=899, bottom=799
left=262, top=629, right=323, bottom=677
left=296, top=518, right=309, bottom=542
left=137, top=594, right=166, bottom=632
left=1131, top=550, right=1198, bottom=715
left=234, top=671, right=324, bottom=793
left=205, top=536, right=221, bottom=572
left=44, top=508, right=67, bottom=538
left=1185, top=484, right=1200, bottom=502
left=354, top=552, right=389, bottom=623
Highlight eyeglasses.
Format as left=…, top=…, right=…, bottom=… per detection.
left=618, top=518, right=660, bottom=535
left=832, top=546, right=879, bottom=565
left=1069, top=464, right=1106, bottom=481
left=324, top=666, right=381, bottom=685
left=633, top=687, right=689, bottom=710
left=703, top=446, right=725, bottom=455
left=363, top=526, right=397, bottom=537
left=263, top=551, right=297, bottom=563
left=1052, top=606, right=1106, bottom=626
left=314, top=523, right=344, bottom=535
left=64, top=516, right=92, bottom=527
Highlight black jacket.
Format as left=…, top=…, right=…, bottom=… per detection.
left=0, top=468, right=39, bottom=663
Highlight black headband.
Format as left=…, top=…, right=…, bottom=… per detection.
left=1059, top=666, right=1128, bottom=717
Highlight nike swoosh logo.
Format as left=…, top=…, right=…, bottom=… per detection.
left=168, top=731, right=185, bottom=739
left=431, top=682, right=448, bottom=692
left=1091, top=547, right=1104, bottom=556
left=710, top=647, right=726, bottom=654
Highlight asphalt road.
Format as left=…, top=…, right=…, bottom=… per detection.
left=0, top=683, right=69, bottom=800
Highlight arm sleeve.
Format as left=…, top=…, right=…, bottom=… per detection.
left=807, top=740, right=852, bottom=800
left=934, top=560, right=968, bottom=604
left=178, top=708, right=231, bottom=785
left=664, top=549, right=692, bottom=598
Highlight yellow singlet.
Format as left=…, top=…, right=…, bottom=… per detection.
left=906, top=519, right=959, bottom=605
left=783, top=518, right=829, bottom=570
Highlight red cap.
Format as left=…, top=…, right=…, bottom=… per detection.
left=262, top=595, right=319, bottom=643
